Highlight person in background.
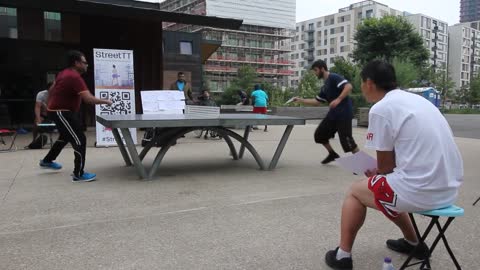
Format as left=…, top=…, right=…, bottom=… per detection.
left=251, top=84, right=269, bottom=132
left=237, top=90, right=250, bottom=106
left=169, top=72, right=193, bottom=103
left=39, top=50, right=112, bottom=182
left=293, top=60, right=359, bottom=164
left=197, top=89, right=216, bottom=107
left=32, top=82, right=54, bottom=141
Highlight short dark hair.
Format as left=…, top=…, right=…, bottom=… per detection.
left=178, top=72, right=184, bottom=76
left=254, top=84, right=261, bottom=90
left=311, top=60, right=328, bottom=71
left=66, top=50, right=85, bottom=67
left=360, top=60, right=397, bottom=92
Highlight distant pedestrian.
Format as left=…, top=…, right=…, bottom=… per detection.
left=251, top=84, right=269, bottom=132
left=237, top=90, right=250, bottom=106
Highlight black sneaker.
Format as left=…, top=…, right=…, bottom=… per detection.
left=322, top=152, right=340, bottom=164
left=386, top=238, right=430, bottom=259
left=325, top=247, right=353, bottom=269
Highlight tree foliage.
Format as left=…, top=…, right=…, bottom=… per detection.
left=219, top=66, right=257, bottom=105
left=297, top=70, right=320, bottom=99
left=352, top=16, right=429, bottom=66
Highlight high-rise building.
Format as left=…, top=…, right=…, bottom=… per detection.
left=460, top=0, right=480, bottom=23
left=405, top=14, right=449, bottom=73
left=289, top=1, right=404, bottom=87
left=159, top=0, right=296, bottom=92
left=448, top=23, right=480, bottom=89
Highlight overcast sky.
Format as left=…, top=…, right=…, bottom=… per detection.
left=296, top=0, right=460, bottom=25
left=138, top=0, right=461, bottom=25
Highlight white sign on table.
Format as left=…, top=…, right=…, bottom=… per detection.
left=94, top=48, right=137, bottom=146
left=140, top=90, right=185, bottom=115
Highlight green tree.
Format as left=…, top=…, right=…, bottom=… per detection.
left=330, top=57, right=359, bottom=83
left=219, top=66, right=256, bottom=105
left=391, top=58, right=422, bottom=88
left=297, top=70, right=321, bottom=100
left=468, top=74, right=480, bottom=104
left=424, top=68, right=456, bottom=105
left=352, top=16, right=429, bottom=66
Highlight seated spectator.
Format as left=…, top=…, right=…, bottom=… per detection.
left=325, top=60, right=464, bottom=269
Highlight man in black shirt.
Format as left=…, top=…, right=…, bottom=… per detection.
left=294, top=60, right=359, bottom=164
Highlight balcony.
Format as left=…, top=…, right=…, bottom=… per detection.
left=306, top=46, right=315, bottom=52
left=204, top=65, right=238, bottom=73
left=208, top=55, right=295, bottom=66
left=256, top=68, right=295, bottom=76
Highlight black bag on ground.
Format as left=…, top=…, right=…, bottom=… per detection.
left=27, top=134, right=48, bottom=149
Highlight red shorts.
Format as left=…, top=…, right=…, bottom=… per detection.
left=253, top=107, right=267, bottom=114
left=368, top=175, right=399, bottom=220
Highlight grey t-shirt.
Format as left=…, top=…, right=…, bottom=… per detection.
left=36, top=90, right=49, bottom=115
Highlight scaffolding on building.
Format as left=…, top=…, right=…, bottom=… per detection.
left=160, top=0, right=295, bottom=92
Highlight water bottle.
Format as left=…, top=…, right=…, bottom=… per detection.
left=382, top=257, right=395, bottom=270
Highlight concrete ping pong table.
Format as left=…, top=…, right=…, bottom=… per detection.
left=96, top=113, right=306, bottom=179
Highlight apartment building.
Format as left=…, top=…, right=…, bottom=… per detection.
left=289, top=1, right=403, bottom=87
left=406, top=14, right=449, bottom=73
left=159, top=0, right=296, bottom=92
left=448, top=23, right=480, bottom=89
left=460, top=0, right=480, bottom=23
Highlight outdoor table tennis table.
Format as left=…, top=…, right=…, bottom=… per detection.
left=96, top=113, right=306, bottom=179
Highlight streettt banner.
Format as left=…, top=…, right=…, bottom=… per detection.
left=94, top=48, right=137, bottom=146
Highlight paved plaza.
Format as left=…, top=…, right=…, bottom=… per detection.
left=1, top=122, right=479, bottom=269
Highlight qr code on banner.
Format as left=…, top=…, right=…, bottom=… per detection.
left=99, top=91, right=133, bottom=115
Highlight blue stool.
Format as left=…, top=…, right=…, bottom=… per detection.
left=400, top=205, right=464, bottom=270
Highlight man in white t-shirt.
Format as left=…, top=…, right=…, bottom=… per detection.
left=325, top=60, right=463, bottom=270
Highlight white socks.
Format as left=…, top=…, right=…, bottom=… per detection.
left=404, top=238, right=419, bottom=246
left=336, top=247, right=352, bottom=260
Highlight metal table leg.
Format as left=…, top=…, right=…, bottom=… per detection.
left=112, top=128, right=132, bottom=166
left=120, top=128, right=147, bottom=179
left=268, top=125, right=294, bottom=170
left=238, top=126, right=251, bottom=159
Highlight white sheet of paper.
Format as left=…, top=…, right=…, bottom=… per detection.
left=158, top=100, right=185, bottom=110
left=336, top=151, right=377, bottom=176
left=142, top=101, right=159, bottom=112
left=156, top=91, right=185, bottom=101
left=284, top=97, right=296, bottom=105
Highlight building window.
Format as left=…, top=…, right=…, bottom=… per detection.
left=340, top=26, right=344, bottom=33
left=301, top=52, right=305, bottom=58
left=330, top=18, right=334, bottom=24
left=296, top=26, right=299, bottom=32
left=308, top=23, right=314, bottom=30
left=317, top=50, right=322, bottom=56
left=324, top=39, right=327, bottom=45
left=44, top=11, right=62, bottom=41
left=291, top=45, right=296, bottom=50
left=291, top=54, right=295, bottom=60
left=339, top=16, right=345, bottom=23
left=180, top=41, right=193, bottom=55
left=366, top=9, right=373, bottom=19
left=317, top=21, right=322, bottom=27
left=340, top=36, right=345, bottom=43
left=301, top=25, right=305, bottom=31
left=300, top=44, right=305, bottom=49
left=295, top=35, right=299, bottom=41
left=324, top=29, right=328, bottom=36
left=358, top=12, right=362, bottom=19
left=330, top=48, right=335, bottom=54
left=330, top=58, right=334, bottom=64
left=0, top=7, right=17, bottom=38
left=330, top=28, right=335, bottom=35
left=330, top=38, right=335, bottom=44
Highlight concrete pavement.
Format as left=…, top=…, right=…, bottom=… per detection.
left=1, top=124, right=479, bottom=269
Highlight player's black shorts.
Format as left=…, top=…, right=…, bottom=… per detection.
left=314, top=118, right=358, bottom=153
